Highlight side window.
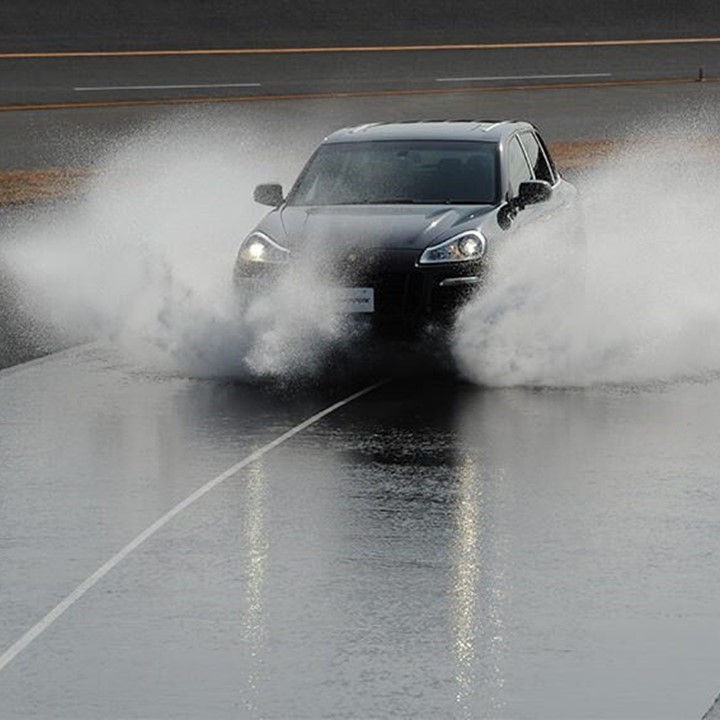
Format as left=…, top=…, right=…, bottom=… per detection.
left=507, top=136, right=532, bottom=197
left=521, top=132, right=556, bottom=184
left=535, top=132, right=558, bottom=182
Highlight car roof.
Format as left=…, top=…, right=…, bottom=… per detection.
left=322, top=120, right=536, bottom=144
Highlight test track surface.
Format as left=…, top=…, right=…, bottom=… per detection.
left=0, top=360, right=387, bottom=674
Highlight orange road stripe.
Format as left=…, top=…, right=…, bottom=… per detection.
left=0, top=75, right=715, bottom=113
left=1, top=36, right=720, bottom=59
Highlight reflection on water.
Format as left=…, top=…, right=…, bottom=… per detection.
left=452, top=405, right=510, bottom=718
left=480, top=465, right=509, bottom=720
left=242, top=460, right=268, bottom=713
left=452, top=452, right=480, bottom=716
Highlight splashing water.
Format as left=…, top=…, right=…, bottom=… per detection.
left=452, top=126, right=720, bottom=387
left=1, top=120, right=347, bottom=380
left=5, top=118, right=720, bottom=386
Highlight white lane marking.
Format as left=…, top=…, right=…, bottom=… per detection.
left=436, top=72, right=612, bottom=82
left=0, top=377, right=388, bottom=673
left=74, top=82, right=261, bottom=92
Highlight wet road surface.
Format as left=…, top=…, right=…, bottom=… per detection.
left=0, top=346, right=719, bottom=718
left=2, top=6, right=720, bottom=714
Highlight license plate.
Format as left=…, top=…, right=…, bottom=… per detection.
left=336, top=287, right=375, bottom=313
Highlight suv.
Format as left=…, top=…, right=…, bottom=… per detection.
left=234, top=120, right=578, bottom=331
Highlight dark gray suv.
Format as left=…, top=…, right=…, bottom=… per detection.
left=234, top=120, right=579, bottom=331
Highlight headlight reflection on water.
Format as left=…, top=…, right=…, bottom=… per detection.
left=241, top=460, right=268, bottom=713
left=451, top=452, right=508, bottom=719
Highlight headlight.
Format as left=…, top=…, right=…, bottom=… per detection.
left=238, top=232, right=290, bottom=264
left=418, top=230, right=486, bottom=265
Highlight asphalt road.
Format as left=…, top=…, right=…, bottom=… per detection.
left=0, top=40, right=719, bottom=110
left=2, top=0, right=720, bottom=52
left=2, top=10, right=720, bottom=720
left=1, top=79, right=719, bottom=171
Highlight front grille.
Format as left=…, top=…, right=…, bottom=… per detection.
left=345, top=271, right=424, bottom=315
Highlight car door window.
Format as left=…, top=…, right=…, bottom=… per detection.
left=507, top=136, right=532, bottom=198
left=520, top=132, right=555, bottom=184
left=535, top=132, right=559, bottom=183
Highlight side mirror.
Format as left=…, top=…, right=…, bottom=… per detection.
left=497, top=203, right=516, bottom=230
left=517, top=180, right=552, bottom=208
left=254, top=183, right=284, bottom=207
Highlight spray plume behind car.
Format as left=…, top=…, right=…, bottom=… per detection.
left=1, top=119, right=352, bottom=381
left=453, top=124, right=720, bottom=387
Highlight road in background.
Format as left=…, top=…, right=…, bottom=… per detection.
left=2, top=0, right=720, bottom=51
left=0, top=40, right=718, bottom=109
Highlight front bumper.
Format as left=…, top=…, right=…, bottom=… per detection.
left=234, top=249, right=486, bottom=325
left=347, top=268, right=481, bottom=319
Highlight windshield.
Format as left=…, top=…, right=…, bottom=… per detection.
left=287, top=140, right=498, bottom=206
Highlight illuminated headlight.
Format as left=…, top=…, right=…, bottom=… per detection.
left=418, top=231, right=486, bottom=265
left=238, top=232, right=290, bottom=264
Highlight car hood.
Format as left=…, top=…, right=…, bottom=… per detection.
left=276, top=204, right=493, bottom=251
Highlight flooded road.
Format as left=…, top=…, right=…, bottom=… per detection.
left=0, top=346, right=718, bottom=718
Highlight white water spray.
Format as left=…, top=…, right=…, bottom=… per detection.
left=453, top=126, right=720, bottom=387
left=1, top=120, right=346, bottom=379
left=5, top=118, right=720, bottom=386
